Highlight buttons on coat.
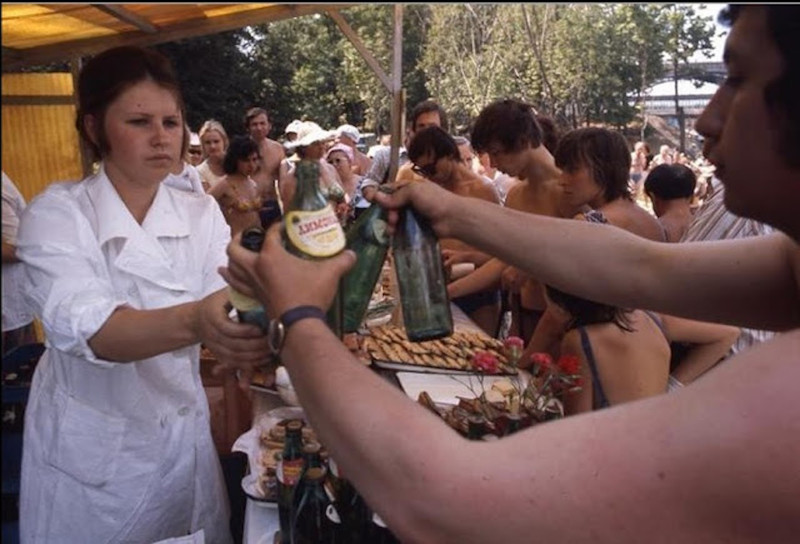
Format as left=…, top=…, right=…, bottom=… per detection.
left=178, top=406, right=190, bottom=416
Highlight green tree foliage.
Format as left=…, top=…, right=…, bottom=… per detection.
left=157, top=4, right=714, bottom=138
left=155, top=30, right=264, bottom=139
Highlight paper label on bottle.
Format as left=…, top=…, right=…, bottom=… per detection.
left=326, top=504, right=341, bottom=524
left=285, top=207, right=346, bottom=257
left=277, top=458, right=303, bottom=485
left=227, top=285, right=261, bottom=312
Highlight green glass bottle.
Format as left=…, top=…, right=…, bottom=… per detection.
left=341, top=201, right=390, bottom=333
left=392, top=206, right=453, bottom=342
left=466, top=414, right=486, bottom=440
left=290, top=466, right=341, bottom=544
left=277, top=419, right=305, bottom=544
left=282, top=160, right=347, bottom=338
left=227, top=226, right=268, bottom=331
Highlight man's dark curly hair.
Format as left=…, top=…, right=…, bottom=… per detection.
left=470, top=99, right=543, bottom=154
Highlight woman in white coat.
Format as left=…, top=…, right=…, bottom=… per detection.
left=16, top=46, right=271, bottom=544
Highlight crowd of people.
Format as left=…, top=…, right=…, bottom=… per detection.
left=3, top=4, right=798, bottom=543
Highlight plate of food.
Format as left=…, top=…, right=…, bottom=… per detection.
left=234, top=407, right=327, bottom=504
left=364, top=324, right=517, bottom=375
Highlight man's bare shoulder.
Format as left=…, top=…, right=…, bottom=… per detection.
left=265, top=138, right=286, bottom=158
left=506, top=178, right=562, bottom=216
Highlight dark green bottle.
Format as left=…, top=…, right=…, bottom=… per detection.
left=392, top=206, right=453, bottom=342
left=328, top=457, right=368, bottom=544
left=290, top=466, right=340, bottom=544
left=278, top=420, right=305, bottom=544
left=466, top=414, right=487, bottom=440
left=282, top=160, right=347, bottom=338
left=228, top=226, right=268, bottom=331
left=341, top=201, right=390, bottom=332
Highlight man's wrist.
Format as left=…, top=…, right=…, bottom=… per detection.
left=267, top=305, right=327, bottom=354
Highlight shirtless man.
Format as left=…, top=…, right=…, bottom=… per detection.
left=449, top=99, right=565, bottom=341
left=334, top=124, right=372, bottom=176
left=245, top=107, right=286, bottom=227
left=361, top=99, right=448, bottom=200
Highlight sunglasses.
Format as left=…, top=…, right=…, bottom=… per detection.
left=412, top=162, right=437, bottom=178
left=188, top=149, right=202, bottom=156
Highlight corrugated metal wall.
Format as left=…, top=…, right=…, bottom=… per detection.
left=1, top=73, right=84, bottom=203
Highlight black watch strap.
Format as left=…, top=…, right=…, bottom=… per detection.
left=267, top=305, right=326, bottom=354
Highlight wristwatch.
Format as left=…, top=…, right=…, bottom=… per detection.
left=267, top=305, right=327, bottom=355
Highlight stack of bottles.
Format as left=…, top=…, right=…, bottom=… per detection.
left=275, top=418, right=400, bottom=544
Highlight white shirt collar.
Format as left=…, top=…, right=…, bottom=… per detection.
left=88, top=162, right=191, bottom=246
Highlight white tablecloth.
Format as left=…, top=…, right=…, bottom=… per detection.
left=243, top=499, right=279, bottom=544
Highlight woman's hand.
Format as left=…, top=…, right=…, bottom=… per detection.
left=219, top=225, right=357, bottom=320
left=196, top=289, right=273, bottom=387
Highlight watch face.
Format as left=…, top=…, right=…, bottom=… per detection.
left=268, top=318, right=285, bottom=355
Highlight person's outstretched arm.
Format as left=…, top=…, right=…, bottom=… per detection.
left=221, top=226, right=800, bottom=543
left=374, top=182, right=800, bottom=331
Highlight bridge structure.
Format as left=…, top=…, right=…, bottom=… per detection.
left=632, top=60, right=724, bottom=153
left=634, top=61, right=724, bottom=118
left=654, top=60, right=726, bottom=85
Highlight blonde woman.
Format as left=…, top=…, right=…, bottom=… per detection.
left=197, top=119, right=228, bottom=191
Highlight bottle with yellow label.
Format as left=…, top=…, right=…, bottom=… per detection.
left=282, top=160, right=347, bottom=337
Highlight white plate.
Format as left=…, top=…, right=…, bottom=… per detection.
left=241, top=473, right=278, bottom=508
left=396, top=371, right=525, bottom=405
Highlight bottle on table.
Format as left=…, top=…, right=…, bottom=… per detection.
left=392, top=206, right=453, bottom=342
left=466, top=414, right=487, bottom=440
left=328, top=457, right=368, bottom=544
left=282, top=160, right=347, bottom=338
left=277, top=419, right=305, bottom=544
left=289, top=466, right=341, bottom=544
left=341, top=200, right=391, bottom=333
left=228, top=226, right=268, bottom=331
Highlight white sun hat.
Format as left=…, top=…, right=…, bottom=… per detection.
left=287, top=121, right=334, bottom=149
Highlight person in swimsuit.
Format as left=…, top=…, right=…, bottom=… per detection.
left=538, top=283, right=740, bottom=413
left=208, top=135, right=263, bottom=236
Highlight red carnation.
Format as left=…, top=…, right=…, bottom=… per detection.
left=472, top=351, right=500, bottom=374
left=530, top=352, right=553, bottom=371
left=557, top=354, right=581, bottom=376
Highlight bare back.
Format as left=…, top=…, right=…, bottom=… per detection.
left=562, top=309, right=671, bottom=414
left=599, top=199, right=666, bottom=242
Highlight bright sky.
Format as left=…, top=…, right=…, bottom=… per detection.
left=691, top=3, right=729, bottom=62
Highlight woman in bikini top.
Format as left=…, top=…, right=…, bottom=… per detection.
left=208, top=135, right=264, bottom=235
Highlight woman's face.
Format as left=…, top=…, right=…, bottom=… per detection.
left=304, top=141, right=325, bottom=160
left=201, top=129, right=227, bottom=161
left=327, top=151, right=351, bottom=178
left=98, top=79, right=183, bottom=187
left=559, top=164, right=604, bottom=209
left=237, top=152, right=259, bottom=177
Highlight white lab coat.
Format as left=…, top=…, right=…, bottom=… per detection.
left=16, top=165, right=234, bottom=544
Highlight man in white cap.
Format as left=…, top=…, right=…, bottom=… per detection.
left=187, top=131, right=204, bottom=167
left=335, top=124, right=372, bottom=176
left=285, top=119, right=303, bottom=144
